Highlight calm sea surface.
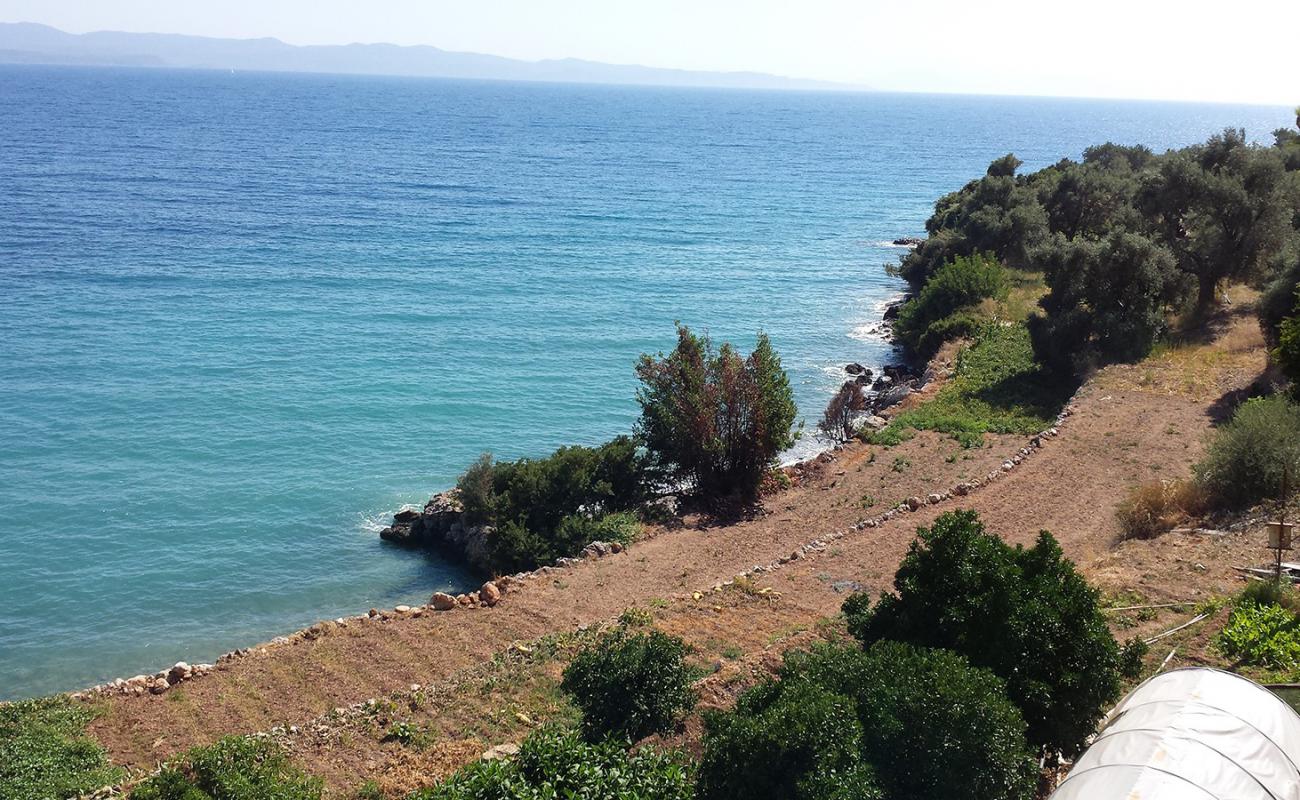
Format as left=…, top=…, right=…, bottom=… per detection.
left=0, top=65, right=1289, bottom=699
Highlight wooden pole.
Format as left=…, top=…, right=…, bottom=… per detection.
left=1279, top=465, right=1290, bottom=584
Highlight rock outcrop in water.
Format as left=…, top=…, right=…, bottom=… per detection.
left=380, top=490, right=494, bottom=574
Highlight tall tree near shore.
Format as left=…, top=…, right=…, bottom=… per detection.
left=636, top=326, right=796, bottom=501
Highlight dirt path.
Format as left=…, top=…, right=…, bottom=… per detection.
left=87, top=304, right=1270, bottom=790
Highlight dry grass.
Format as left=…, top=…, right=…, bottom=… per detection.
left=1098, top=296, right=1266, bottom=401
left=1116, top=479, right=1211, bottom=540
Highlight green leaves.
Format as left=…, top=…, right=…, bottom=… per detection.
left=560, top=629, right=696, bottom=743
left=1195, top=395, right=1300, bottom=509
left=417, top=727, right=694, bottom=800
left=455, top=437, right=651, bottom=572
left=844, top=511, right=1126, bottom=758
left=697, top=642, right=1034, bottom=800
left=894, top=253, right=1009, bottom=358
left=1219, top=602, right=1300, bottom=671
left=0, top=697, right=123, bottom=800
left=130, top=736, right=321, bottom=800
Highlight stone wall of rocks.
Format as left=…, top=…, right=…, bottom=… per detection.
left=72, top=661, right=214, bottom=700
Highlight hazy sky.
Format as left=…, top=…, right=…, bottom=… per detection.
left=2, top=0, right=1296, bottom=105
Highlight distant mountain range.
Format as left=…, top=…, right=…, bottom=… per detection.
left=0, top=22, right=860, bottom=91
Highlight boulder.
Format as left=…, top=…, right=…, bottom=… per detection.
left=479, top=582, right=502, bottom=606
left=845, top=362, right=867, bottom=376
left=906, top=496, right=923, bottom=511
left=482, top=743, right=520, bottom=761
left=893, top=236, right=924, bottom=247
left=167, top=662, right=191, bottom=684
left=393, top=508, right=420, bottom=524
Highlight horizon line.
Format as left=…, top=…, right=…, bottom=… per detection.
left=1, top=20, right=1296, bottom=109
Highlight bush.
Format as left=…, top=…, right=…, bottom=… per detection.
left=0, top=697, right=124, bottom=800
left=1218, top=602, right=1300, bottom=670
left=130, top=736, right=321, bottom=800
left=697, top=680, right=880, bottom=800
left=845, top=510, right=1126, bottom=757
left=560, top=629, right=696, bottom=742
left=894, top=253, right=1009, bottom=358
left=1194, top=396, right=1300, bottom=509
left=819, top=382, right=870, bottom=441
left=697, top=641, right=1035, bottom=800
left=1116, top=479, right=1208, bottom=539
left=1240, top=579, right=1300, bottom=612
left=414, top=727, right=693, bottom=800
left=456, top=436, right=651, bottom=572
left=636, top=326, right=797, bottom=501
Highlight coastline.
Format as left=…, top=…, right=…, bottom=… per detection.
left=43, top=287, right=924, bottom=704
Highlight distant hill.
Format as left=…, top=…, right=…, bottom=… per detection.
left=0, top=22, right=861, bottom=91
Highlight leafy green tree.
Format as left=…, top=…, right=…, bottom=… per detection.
left=415, top=727, right=694, bottom=800
left=1029, top=230, right=1185, bottom=375
left=1038, top=156, right=1145, bottom=240
left=560, top=629, right=696, bottom=742
left=1140, top=128, right=1297, bottom=309
left=844, top=510, right=1128, bottom=758
left=899, top=155, right=1049, bottom=291
left=636, top=326, right=796, bottom=501
left=696, top=680, right=880, bottom=800
left=697, top=641, right=1036, bottom=800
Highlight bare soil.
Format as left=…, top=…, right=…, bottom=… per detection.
left=86, top=300, right=1274, bottom=796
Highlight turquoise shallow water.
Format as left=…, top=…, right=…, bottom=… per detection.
left=0, top=64, right=1290, bottom=699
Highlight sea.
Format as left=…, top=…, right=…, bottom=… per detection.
left=0, top=64, right=1289, bottom=699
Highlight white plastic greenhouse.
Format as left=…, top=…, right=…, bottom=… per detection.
left=1049, top=668, right=1300, bottom=800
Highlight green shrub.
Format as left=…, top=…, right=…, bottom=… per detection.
left=1218, top=602, right=1300, bottom=670
left=560, top=629, right=696, bottom=742
left=697, top=642, right=1035, bottom=800
left=894, top=253, right=1009, bottom=358
left=845, top=510, right=1126, bottom=757
left=868, top=324, right=1069, bottom=448
left=1194, top=396, right=1300, bottom=509
left=0, top=696, right=123, bottom=800
left=1240, top=579, right=1300, bottom=612
left=456, top=436, right=651, bottom=572
left=636, top=326, right=797, bottom=501
left=1119, top=637, right=1149, bottom=680
left=130, top=736, right=322, bottom=800
left=414, top=727, right=693, bottom=800
left=696, top=680, right=880, bottom=800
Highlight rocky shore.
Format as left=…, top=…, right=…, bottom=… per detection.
left=378, top=492, right=493, bottom=573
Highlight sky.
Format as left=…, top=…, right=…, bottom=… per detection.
left=1, top=0, right=1297, bottom=105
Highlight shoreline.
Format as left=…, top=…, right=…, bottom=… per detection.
left=13, top=285, right=920, bottom=705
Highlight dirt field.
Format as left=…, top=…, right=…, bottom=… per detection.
left=84, top=300, right=1274, bottom=796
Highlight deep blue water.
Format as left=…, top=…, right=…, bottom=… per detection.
left=0, top=64, right=1290, bottom=699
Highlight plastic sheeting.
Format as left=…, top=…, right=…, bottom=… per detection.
left=1049, top=668, right=1300, bottom=800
